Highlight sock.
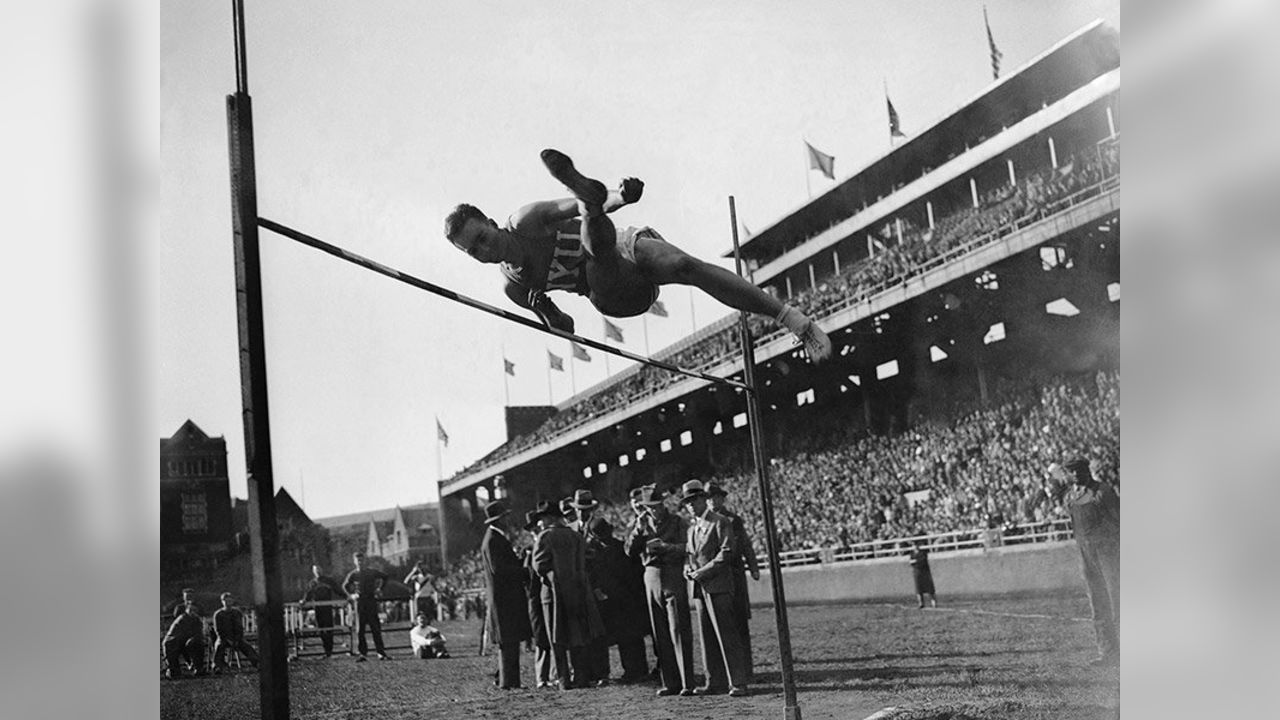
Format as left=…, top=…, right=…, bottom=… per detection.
left=775, top=304, right=811, bottom=335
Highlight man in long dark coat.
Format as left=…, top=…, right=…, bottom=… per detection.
left=522, top=506, right=554, bottom=687
left=480, top=500, right=532, bottom=689
left=533, top=502, right=604, bottom=689
left=586, top=516, right=651, bottom=683
left=1053, top=456, right=1120, bottom=667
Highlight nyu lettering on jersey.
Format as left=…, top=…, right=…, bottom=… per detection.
left=500, top=217, right=590, bottom=295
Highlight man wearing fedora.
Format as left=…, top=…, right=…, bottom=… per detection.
left=1051, top=457, right=1120, bottom=668
left=680, top=480, right=750, bottom=697
left=480, top=500, right=533, bottom=689
left=568, top=489, right=599, bottom=536
left=521, top=504, right=555, bottom=688
left=585, top=516, right=651, bottom=684
left=533, top=499, right=605, bottom=689
left=706, top=482, right=760, bottom=681
left=624, top=484, right=696, bottom=696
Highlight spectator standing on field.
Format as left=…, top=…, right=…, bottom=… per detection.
left=300, top=564, right=343, bottom=659
left=1052, top=456, right=1120, bottom=667
left=907, top=540, right=938, bottom=608
left=343, top=551, right=390, bottom=661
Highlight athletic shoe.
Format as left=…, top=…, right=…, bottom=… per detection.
left=692, top=685, right=728, bottom=696
left=728, top=686, right=749, bottom=697
left=376, top=652, right=391, bottom=661
left=655, top=688, right=678, bottom=697
left=540, top=149, right=608, bottom=206
left=678, top=689, right=695, bottom=697
left=797, top=319, right=832, bottom=363
left=355, top=655, right=367, bottom=663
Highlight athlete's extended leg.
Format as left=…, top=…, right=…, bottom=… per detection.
left=633, top=234, right=832, bottom=362
left=541, top=149, right=619, bottom=268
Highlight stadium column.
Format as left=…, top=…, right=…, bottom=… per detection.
left=227, top=2, right=288, bottom=718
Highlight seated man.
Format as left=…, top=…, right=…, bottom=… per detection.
left=409, top=613, right=450, bottom=659
left=212, top=592, right=260, bottom=672
left=444, top=149, right=831, bottom=363
left=161, top=603, right=206, bottom=679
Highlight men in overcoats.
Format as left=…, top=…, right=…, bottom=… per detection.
left=533, top=501, right=604, bottom=689
left=480, top=500, right=533, bottom=689
left=680, top=480, right=749, bottom=697
left=706, top=482, right=760, bottom=680
left=624, top=484, right=696, bottom=696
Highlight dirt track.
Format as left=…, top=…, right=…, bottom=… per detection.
left=161, top=593, right=1120, bottom=720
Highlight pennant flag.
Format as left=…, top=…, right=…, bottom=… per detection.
left=571, top=341, right=592, bottom=362
left=648, top=299, right=669, bottom=318
left=603, top=319, right=625, bottom=342
left=805, top=141, right=835, bottom=180
left=548, top=350, right=565, bottom=372
left=503, top=358, right=515, bottom=376
left=741, top=223, right=753, bottom=239
left=435, top=418, right=449, bottom=447
left=984, top=6, right=1003, bottom=80
left=887, top=95, right=906, bottom=139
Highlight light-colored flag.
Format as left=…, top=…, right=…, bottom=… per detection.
left=571, top=342, right=591, bottom=362
left=603, top=318, right=625, bottom=342
left=435, top=418, right=449, bottom=447
left=503, top=358, right=515, bottom=376
left=548, top=350, right=565, bottom=372
left=805, top=141, right=835, bottom=180
left=985, top=6, right=1003, bottom=80
left=648, top=300, right=668, bottom=318
left=887, top=94, right=906, bottom=139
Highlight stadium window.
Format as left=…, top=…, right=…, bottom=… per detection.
left=1040, top=246, right=1072, bottom=270
left=618, top=454, right=629, bottom=467
left=839, top=385, right=848, bottom=393
left=1045, top=298, right=1080, bottom=316
left=848, top=374, right=861, bottom=386
left=733, top=412, right=748, bottom=428
left=660, top=439, right=672, bottom=453
left=635, top=448, right=647, bottom=461
left=1108, top=283, right=1120, bottom=302
left=796, top=388, right=815, bottom=406
left=876, top=360, right=899, bottom=380
left=983, top=322, right=1007, bottom=345
left=975, top=270, right=999, bottom=290
left=930, top=345, right=949, bottom=362
left=839, top=343, right=854, bottom=357
left=679, top=430, right=693, bottom=446
left=582, top=467, right=593, bottom=478
left=597, top=462, right=608, bottom=474
left=476, top=487, right=490, bottom=504
left=712, top=421, right=723, bottom=435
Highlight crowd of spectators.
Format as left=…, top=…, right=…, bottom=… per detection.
left=448, top=144, right=1118, bottom=480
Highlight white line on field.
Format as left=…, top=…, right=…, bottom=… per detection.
left=877, top=602, right=1092, bottom=622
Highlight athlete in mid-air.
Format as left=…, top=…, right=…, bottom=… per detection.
left=445, top=149, right=831, bottom=363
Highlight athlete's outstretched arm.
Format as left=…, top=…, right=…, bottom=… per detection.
left=504, top=279, right=575, bottom=334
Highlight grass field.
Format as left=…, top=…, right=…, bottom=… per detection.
left=160, top=591, right=1120, bottom=720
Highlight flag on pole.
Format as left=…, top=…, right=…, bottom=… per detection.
left=571, top=342, right=591, bottom=362
left=887, top=95, right=906, bottom=139
left=805, top=141, right=835, bottom=179
left=548, top=350, right=565, bottom=372
left=741, top=223, right=753, bottom=239
left=648, top=299, right=668, bottom=318
left=984, top=6, right=1003, bottom=80
left=503, top=358, right=515, bottom=376
left=436, top=418, right=449, bottom=447
left=603, top=319, right=625, bottom=342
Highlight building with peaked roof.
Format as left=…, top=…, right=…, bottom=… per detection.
left=160, top=419, right=234, bottom=575
left=315, top=503, right=442, bottom=572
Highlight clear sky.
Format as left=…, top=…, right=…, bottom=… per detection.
left=159, top=0, right=1119, bottom=520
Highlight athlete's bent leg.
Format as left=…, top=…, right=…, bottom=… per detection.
left=541, top=149, right=619, bottom=266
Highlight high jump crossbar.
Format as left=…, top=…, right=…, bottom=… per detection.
left=257, top=217, right=752, bottom=392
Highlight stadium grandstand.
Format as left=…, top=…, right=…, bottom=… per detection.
left=435, top=19, right=1119, bottom=573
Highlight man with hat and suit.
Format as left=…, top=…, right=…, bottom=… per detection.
left=569, top=489, right=599, bottom=536
left=533, top=498, right=605, bottom=689
left=706, top=482, right=760, bottom=681
left=479, top=500, right=533, bottom=689
left=680, top=479, right=749, bottom=697
left=585, top=516, right=651, bottom=683
left=1051, top=456, right=1120, bottom=668
left=521, top=504, right=555, bottom=688
left=624, top=484, right=696, bottom=696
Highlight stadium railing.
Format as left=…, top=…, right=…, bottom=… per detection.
left=773, top=518, right=1075, bottom=569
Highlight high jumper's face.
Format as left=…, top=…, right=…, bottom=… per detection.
left=450, top=217, right=504, bottom=264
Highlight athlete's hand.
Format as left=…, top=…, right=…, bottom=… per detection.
left=619, top=177, right=644, bottom=204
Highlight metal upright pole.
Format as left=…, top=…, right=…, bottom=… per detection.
left=227, top=1, right=288, bottom=718
left=729, top=196, right=801, bottom=720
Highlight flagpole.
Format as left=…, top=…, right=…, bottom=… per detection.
left=688, top=288, right=697, bottom=332
left=642, top=314, right=650, bottom=356
left=546, top=353, right=554, bottom=406
left=804, top=141, right=812, bottom=198
left=501, top=344, right=510, bottom=406
left=434, top=418, right=443, bottom=487
left=569, top=342, right=577, bottom=396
